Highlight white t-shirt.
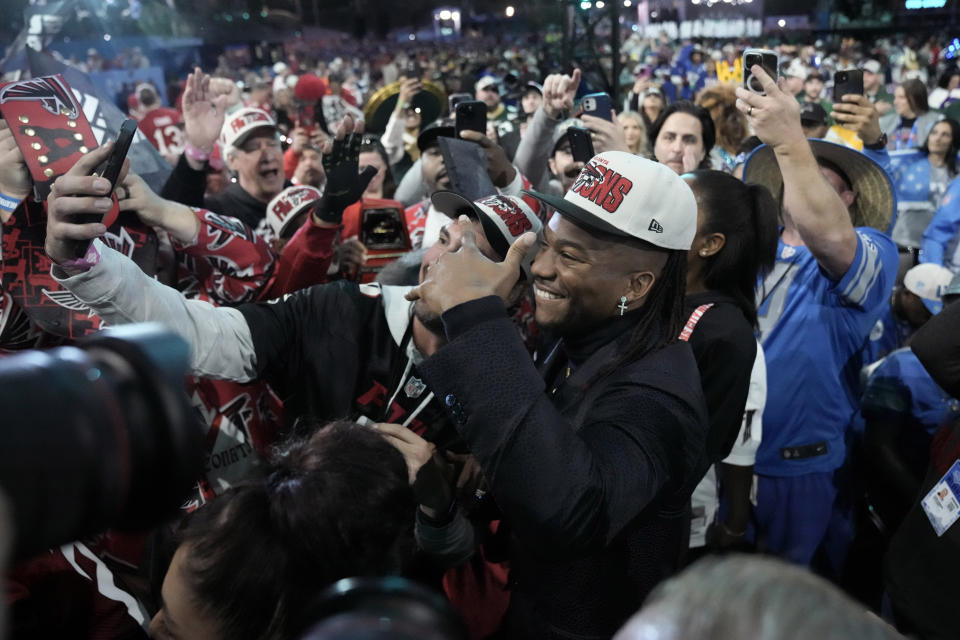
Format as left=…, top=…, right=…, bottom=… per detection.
left=690, top=342, right=767, bottom=547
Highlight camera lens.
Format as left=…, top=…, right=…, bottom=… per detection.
left=0, top=325, right=204, bottom=560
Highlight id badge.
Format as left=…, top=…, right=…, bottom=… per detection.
left=921, top=459, right=960, bottom=537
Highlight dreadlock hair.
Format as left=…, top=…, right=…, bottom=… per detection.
left=607, top=243, right=688, bottom=374
left=687, top=170, right=779, bottom=327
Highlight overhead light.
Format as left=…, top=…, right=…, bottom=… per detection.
left=506, top=5, right=515, bottom=17
left=778, top=18, right=786, bottom=27
left=409, top=33, right=416, bottom=40
left=624, top=0, right=632, bottom=5
left=580, top=0, right=592, bottom=8
left=451, top=10, right=460, bottom=20
left=439, top=9, right=452, bottom=19
left=596, top=0, right=605, bottom=6
left=103, top=34, right=111, bottom=41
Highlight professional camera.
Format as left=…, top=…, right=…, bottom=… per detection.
left=0, top=324, right=204, bottom=561
left=299, top=577, right=467, bottom=640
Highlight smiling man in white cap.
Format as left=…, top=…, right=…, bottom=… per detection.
left=405, top=151, right=708, bottom=638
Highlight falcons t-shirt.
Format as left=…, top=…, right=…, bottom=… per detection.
left=138, top=106, right=183, bottom=157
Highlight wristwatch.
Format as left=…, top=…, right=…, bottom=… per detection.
left=863, top=132, right=888, bottom=150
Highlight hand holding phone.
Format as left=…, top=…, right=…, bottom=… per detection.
left=95, top=119, right=138, bottom=193
left=833, top=69, right=864, bottom=103
left=45, top=136, right=135, bottom=265
left=455, top=100, right=487, bottom=138
left=63, top=119, right=137, bottom=258
left=566, top=127, right=595, bottom=163
left=580, top=92, right=613, bottom=122
left=743, top=49, right=779, bottom=96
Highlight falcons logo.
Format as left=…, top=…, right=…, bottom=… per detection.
left=41, top=288, right=98, bottom=318
left=571, top=160, right=605, bottom=193
left=0, top=76, right=79, bottom=119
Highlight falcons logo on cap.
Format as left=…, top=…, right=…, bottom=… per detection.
left=571, top=160, right=605, bottom=193
left=0, top=76, right=79, bottom=119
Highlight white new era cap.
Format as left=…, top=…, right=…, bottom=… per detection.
left=904, top=263, right=955, bottom=315
left=266, top=185, right=322, bottom=238
left=523, top=151, right=697, bottom=250
left=431, top=191, right=542, bottom=278
left=220, top=107, right=278, bottom=149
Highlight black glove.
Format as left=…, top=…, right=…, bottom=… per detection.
left=313, top=130, right=377, bottom=224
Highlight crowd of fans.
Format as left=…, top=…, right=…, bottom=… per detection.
left=5, top=26, right=960, bottom=640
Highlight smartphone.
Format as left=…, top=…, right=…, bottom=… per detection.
left=580, top=92, right=613, bottom=121
left=67, top=118, right=137, bottom=258
left=567, top=126, right=595, bottom=163
left=448, top=92, right=472, bottom=114
left=833, top=69, right=864, bottom=103
left=743, top=49, right=779, bottom=95
left=455, top=100, right=487, bottom=137
left=403, top=60, right=421, bottom=80
left=95, top=118, right=138, bottom=191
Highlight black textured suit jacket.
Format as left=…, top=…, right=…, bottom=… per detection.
left=419, top=297, right=708, bottom=639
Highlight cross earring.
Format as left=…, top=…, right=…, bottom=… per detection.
left=618, top=296, right=628, bottom=316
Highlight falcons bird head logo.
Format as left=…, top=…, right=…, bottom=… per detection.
left=0, top=76, right=79, bottom=119
left=571, top=159, right=605, bottom=193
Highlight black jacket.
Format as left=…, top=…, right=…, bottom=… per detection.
left=684, top=291, right=757, bottom=463
left=418, top=297, right=708, bottom=639
left=160, top=154, right=273, bottom=230
left=237, top=281, right=462, bottom=448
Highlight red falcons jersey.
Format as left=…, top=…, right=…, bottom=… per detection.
left=170, top=208, right=286, bottom=510
left=137, top=107, right=183, bottom=158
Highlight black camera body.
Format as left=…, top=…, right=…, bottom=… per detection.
left=0, top=324, right=204, bottom=561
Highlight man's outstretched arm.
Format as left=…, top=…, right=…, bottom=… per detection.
left=46, top=144, right=258, bottom=380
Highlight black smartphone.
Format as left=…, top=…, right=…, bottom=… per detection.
left=833, top=69, right=864, bottom=103
left=403, top=60, right=421, bottom=80
left=580, top=92, right=614, bottom=121
left=67, top=119, right=137, bottom=258
left=95, top=118, right=137, bottom=191
left=743, top=49, right=779, bottom=95
left=74, top=119, right=136, bottom=224
left=455, top=100, right=487, bottom=137
left=567, top=126, right=595, bottom=163
left=448, top=92, right=472, bottom=114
